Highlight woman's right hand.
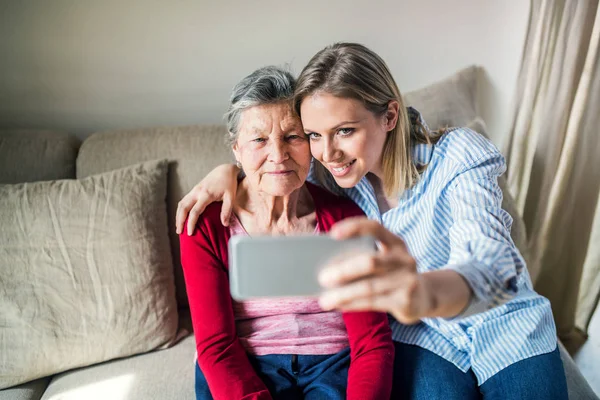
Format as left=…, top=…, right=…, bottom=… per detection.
left=318, top=218, right=472, bottom=324
left=176, top=163, right=240, bottom=235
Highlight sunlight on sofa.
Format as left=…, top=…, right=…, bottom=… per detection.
left=46, top=374, right=134, bottom=400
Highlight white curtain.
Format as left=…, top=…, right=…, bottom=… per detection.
left=505, top=0, right=600, bottom=353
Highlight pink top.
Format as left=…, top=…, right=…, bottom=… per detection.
left=228, top=214, right=350, bottom=356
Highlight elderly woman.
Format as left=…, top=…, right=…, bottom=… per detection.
left=179, top=66, right=394, bottom=400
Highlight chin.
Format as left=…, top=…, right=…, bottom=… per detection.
left=263, top=182, right=302, bottom=197
left=331, top=174, right=362, bottom=189
left=266, top=189, right=295, bottom=197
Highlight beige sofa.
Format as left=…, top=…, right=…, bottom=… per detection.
left=0, top=66, right=597, bottom=400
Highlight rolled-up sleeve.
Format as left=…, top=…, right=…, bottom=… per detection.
left=444, top=151, right=525, bottom=318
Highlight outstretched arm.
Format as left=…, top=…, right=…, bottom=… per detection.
left=318, top=218, right=472, bottom=323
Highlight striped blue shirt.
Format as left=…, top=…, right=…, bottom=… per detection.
left=308, top=108, right=557, bottom=384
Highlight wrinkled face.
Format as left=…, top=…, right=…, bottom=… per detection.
left=233, top=102, right=311, bottom=197
left=300, top=92, right=393, bottom=188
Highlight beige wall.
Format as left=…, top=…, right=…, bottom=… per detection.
left=0, top=0, right=529, bottom=148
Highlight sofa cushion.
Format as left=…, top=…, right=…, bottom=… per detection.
left=404, top=65, right=480, bottom=131
left=0, top=160, right=178, bottom=389
left=33, top=330, right=597, bottom=400
left=0, top=130, right=80, bottom=184
left=76, top=125, right=234, bottom=308
left=40, top=333, right=195, bottom=400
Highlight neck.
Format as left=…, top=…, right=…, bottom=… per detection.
left=367, top=172, right=398, bottom=211
left=237, top=180, right=312, bottom=228
left=367, top=172, right=385, bottom=197
left=369, top=159, right=385, bottom=183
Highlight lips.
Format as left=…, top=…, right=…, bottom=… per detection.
left=328, top=160, right=356, bottom=177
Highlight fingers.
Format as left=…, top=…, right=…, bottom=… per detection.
left=333, top=291, right=394, bottom=314
left=319, top=271, right=399, bottom=310
left=177, top=187, right=217, bottom=236
left=184, top=190, right=235, bottom=234
left=185, top=202, right=204, bottom=236
left=319, top=248, right=416, bottom=288
left=330, top=218, right=407, bottom=252
left=320, top=251, right=395, bottom=287
left=220, top=194, right=233, bottom=227
left=176, top=196, right=195, bottom=234
left=319, top=267, right=415, bottom=310
left=337, top=294, right=422, bottom=325
left=320, top=270, right=427, bottom=325
left=185, top=189, right=212, bottom=235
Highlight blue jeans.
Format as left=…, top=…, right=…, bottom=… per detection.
left=195, top=348, right=350, bottom=399
left=391, top=342, right=568, bottom=399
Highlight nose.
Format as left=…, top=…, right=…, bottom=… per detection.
left=321, top=138, right=340, bottom=163
left=268, top=138, right=289, bottom=163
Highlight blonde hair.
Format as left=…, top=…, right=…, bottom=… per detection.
left=293, top=43, right=440, bottom=197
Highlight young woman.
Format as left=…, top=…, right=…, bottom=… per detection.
left=177, top=43, right=568, bottom=399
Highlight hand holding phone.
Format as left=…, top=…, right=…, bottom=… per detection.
left=228, top=234, right=376, bottom=300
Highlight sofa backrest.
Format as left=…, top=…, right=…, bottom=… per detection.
left=0, top=130, right=80, bottom=183
left=1, top=65, right=530, bottom=310
left=76, top=124, right=234, bottom=309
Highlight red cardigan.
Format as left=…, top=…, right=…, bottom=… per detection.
left=180, top=183, right=394, bottom=400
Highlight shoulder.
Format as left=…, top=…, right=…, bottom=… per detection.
left=179, top=202, right=231, bottom=267
left=181, top=202, right=228, bottom=244
left=434, top=127, right=505, bottom=171
left=306, top=182, right=364, bottom=220
left=200, top=202, right=225, bottom=225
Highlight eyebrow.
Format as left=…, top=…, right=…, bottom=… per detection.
left=304, top=120, right=362, bottom=133
left=249, top=127, right=266, bottom=135
left=247, top=126, right=300, bottom=136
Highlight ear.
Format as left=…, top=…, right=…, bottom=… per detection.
left=232, top=140, right=241, bottom=164
left=383, top=100, right=400, bottom=132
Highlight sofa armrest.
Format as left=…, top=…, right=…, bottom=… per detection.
left=559, top=341, right=599, bottom=399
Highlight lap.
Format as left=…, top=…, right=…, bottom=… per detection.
left=195, top=355, right=300, bottom=400
left=391, top=342, right=479, bottom=400
left=392, top=342, right=568, bottom=400
left=195, top=348, right=350, bottom=400
left=300, top=349, right=350, bottom=399
left=480, top=346, right=568, bottom=400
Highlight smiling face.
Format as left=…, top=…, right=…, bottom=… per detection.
left=300, top=92, right=393, bottom=188
left=233, top=102, right=311, bottom=197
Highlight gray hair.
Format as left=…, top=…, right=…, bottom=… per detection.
left=224, top=66, right=296, bottom=146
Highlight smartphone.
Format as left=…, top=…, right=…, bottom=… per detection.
left=228, top=234, right=376, bottom=300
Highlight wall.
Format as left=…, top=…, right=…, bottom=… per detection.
left=0, top=0, right=530, bottom=149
